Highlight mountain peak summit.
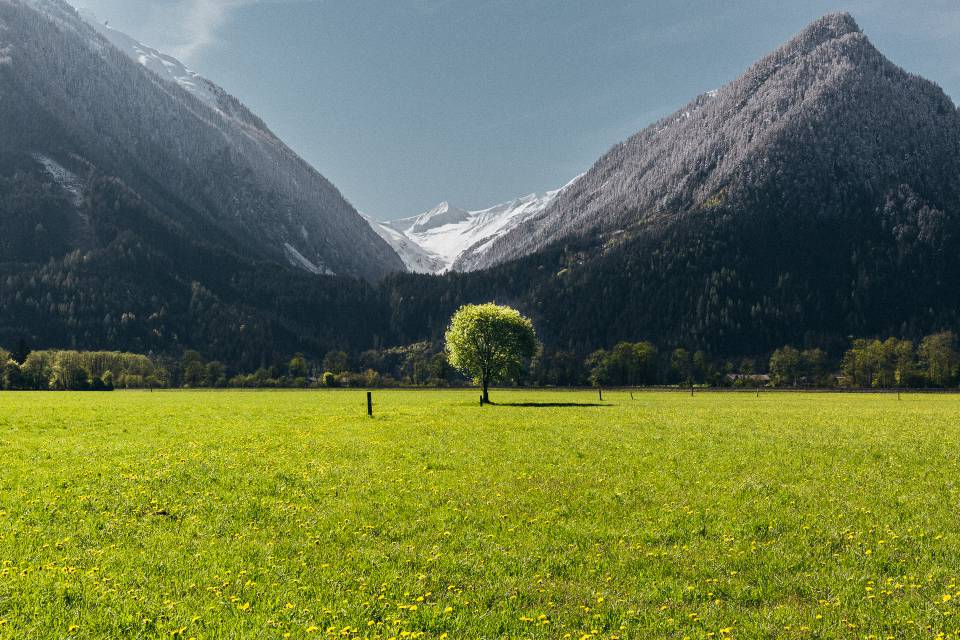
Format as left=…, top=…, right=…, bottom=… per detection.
left=790, top=12, right=863, bottom=53
left=470, top=10, right=959, bottom=272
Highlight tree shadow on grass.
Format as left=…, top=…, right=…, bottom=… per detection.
left=489, top=402, right=611, bottom=408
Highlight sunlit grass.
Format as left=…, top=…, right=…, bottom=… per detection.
left=1, top=389, right=960, bottom=638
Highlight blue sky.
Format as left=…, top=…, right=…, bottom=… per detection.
left=75, top=0, right=960, bottom=219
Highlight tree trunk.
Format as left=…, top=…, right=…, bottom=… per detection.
left=482, top=375, right=490, bottom=404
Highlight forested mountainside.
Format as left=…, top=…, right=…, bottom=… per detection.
left=466, top=13, right=960, bottom=272
left=0, top=170, right=391, bottom=368
left=380, top=194, right=960, bottom=359
left=0, top=0, right=404, bottom=367
left=3, top=9, right=960, bottom=368
left=0, top=0, right=403, bottom=280
left=379, top=13, right=960, bottom=357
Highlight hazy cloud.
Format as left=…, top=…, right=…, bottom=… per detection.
left=170, top=0, right=241, bottom=59
left=77, top=0, right=318, bottom=62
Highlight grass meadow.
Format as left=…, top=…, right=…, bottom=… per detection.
left=2, top=389, right=960, bottom=639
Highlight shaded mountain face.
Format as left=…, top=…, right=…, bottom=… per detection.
left=0, top=0, right=404, bottom=281
left=470, top=13, right=960, bottom=271
left=0, top=0, right=402, bottom=365
left=380, top=14, right=960, bottom=357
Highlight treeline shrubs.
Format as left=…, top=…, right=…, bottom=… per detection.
left=839, top=333, right=959, bottom=388
left=0, top=349, right=166, bottom=390
left=536, top=333, right=960, bottom=389
left=766, top=332, right=959, bottom=388
left=2, top=331, right=960, bottom=391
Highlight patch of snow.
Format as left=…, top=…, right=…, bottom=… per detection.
left=284, top=243, right=334, bottom=276
left=362, top=214, right=446, bottom=274
left=368, top=174, right=583, bottom=273
left=78, top=9, right=221, bottom=112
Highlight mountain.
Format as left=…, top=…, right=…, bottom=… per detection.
left=380, top=13, right=960, bottom=357
left=4, top=7, right=960, bottom=367
left=0, top=0, right=402, bottom=366
left=468, top=13, right=960, bottom=273
left=0, top=0, right=403, bottom=281
left=366, top=178, right=578, bottom=274
left=362, top=212, right=447, bottom=274
left=77, top=9, right=225, bottom=115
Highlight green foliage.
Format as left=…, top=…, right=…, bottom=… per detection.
left=445, top=303, right=538, bottom=402
left=671, top=348, right=692, bottom=384
left=769, top=346, right=803, bottom=387
left=842, top=336, right=935, bottom=388
left=49, top=351, right=90, bottom=391
left=530, top=350, right=588, bottom=387
left=204, top=361, right=227, bottom=388
left=288, top=354, right=309, bottom=379
left=1, top=349, right=165, bottom=391
left=322, top=351, right=350, bottom=375
left=587, top=342, right=658, bottom=387
left=919, top=332, right=959, bottom=387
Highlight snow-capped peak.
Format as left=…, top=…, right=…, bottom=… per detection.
left=406, top=202, right=472, bottom=234
left=366, top=176, right=582, bottom=274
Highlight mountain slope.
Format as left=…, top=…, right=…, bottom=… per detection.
left=0, top=0, right=403, bottom=365
left=380, top=13, right=960, bottom=357
left=0, top=0, right=404, bottom=280
left=78, top=9, right=223, bottom=112
left=366, top=179, right=578, bottom=273
left=470, top=13, right=960, bottom=272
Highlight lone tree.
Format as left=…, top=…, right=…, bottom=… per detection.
left=445, top=303, right=538, bottom=404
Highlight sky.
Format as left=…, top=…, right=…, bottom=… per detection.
left=73, top=0, right=960, bottom=220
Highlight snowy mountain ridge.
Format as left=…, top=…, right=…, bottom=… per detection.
left=367, top=176, right=581, bottom=274
left=78, top=9, right=221, bottom=111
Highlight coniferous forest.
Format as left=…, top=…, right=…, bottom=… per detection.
left=2, top=6, right=960, bottom=385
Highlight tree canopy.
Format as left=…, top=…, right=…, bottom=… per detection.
left=445, top=304, right=538, bottom=404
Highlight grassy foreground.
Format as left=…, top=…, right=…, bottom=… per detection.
left=2, top=390, right=960, bottom=639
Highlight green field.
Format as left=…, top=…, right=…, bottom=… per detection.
left=2, top=390, right=960, bottom=639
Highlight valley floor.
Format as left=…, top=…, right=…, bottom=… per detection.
left=1, top=390, right=959, bottom=638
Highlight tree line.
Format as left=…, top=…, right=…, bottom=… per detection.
left=3, top=331, right=958, bottom=391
